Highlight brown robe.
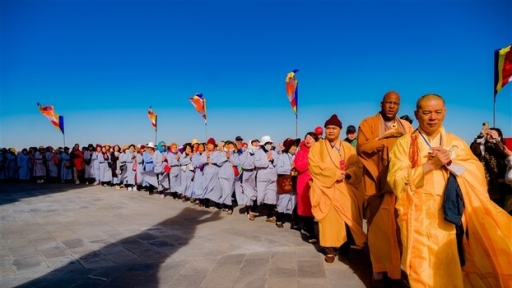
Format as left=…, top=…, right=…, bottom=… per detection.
left=357, top=113, right=413, bottom=279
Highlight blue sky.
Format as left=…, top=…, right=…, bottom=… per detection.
left=1, top=0, right=511, bottom=150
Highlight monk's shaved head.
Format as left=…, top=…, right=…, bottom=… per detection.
left=382, top=91, right=400, bottom=102
left=414, top=93, right=446, bottom=136
left=416, top=94, right=445, bottom=110
left=380, top=91, right=401, bottom=121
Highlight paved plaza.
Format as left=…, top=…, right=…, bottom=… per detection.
left=0, top=182, right=378, bottom=288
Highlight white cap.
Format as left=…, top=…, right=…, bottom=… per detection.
left=146, top=142, right=156, bottom=148
left=259, top=135, right=273, bottom=145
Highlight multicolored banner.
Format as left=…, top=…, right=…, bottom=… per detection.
left=286, top=69, right=299, bottom=114
left=189, top=93, right=207, bottom=123
left=148, top=106, right=157, bottom=131
left=37, top=103, right=64, bottom=134
left=494, top=44, right=512, bottom=96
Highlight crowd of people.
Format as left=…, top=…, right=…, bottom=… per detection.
left=1, top=92, right=511, bottom=288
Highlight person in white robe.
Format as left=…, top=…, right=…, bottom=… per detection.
left=92, top=144, right=102, bottom=185
left=254, top=135, right=279, bottom=223
left=33, top=146, right=47, bottom=183
left=192, top=143, right=206, bottom=206
left=200, top=138, right=222, bottom=209
left=178, top=143, right=195, bottom=202
left=83, top=144, right=95, bottom=184
left=275, top=138, right=300, bottom=228
left=60, top=147, right=73, bottom=183
left=17, top=149, right=31, bottom=181
left=238, top=139, right=260, bottom=220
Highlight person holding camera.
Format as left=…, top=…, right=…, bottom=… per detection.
left=470, top=125, right=512, bottom=213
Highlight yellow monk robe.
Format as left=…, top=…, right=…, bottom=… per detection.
left=308, top=139, right=366, bottom=248
left=357, top=114, right=413, bottom=279
left=388, top=128, right=512, bottom=288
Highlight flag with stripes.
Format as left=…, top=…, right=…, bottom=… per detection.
left=494, top=44, right=512, bottom=96
left=189, top=93, right=207, bottom=123
left=286, top=69, right=299, bottom=114
left=148, top=106, right=157, bottom=130
left=37, top=103, right=64, bottom=134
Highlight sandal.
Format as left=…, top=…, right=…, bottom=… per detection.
left=324, top=254, right=335, bottom=263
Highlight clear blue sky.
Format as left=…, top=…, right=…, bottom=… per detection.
left=1, top=0, right=511, bottom=150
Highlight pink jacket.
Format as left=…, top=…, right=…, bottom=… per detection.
left=294, top=141, right=313, bottom=216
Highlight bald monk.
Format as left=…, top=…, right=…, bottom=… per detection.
left=308, top=114, right=366, bottom=263
left=356, top=91, right=413, bottom=284
left=388, top=94, right=512, bottom=287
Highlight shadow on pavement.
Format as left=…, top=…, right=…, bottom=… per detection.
left=13, top=205, right=222, bottom=288
left=0, top=182, right=94, bottom=206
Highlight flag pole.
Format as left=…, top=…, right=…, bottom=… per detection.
left=205, top=120, right=208, bottom=140
left=295, top=113, right=298, bottom=139
left=155, top=115, right=158, bottom=144
left=493, top=95, right=496, bottom=127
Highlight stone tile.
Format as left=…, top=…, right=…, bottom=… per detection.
left=200, top=265, right=240, bottom=287
left=12, top=255, right=47, bottom=271
left=298, top=278, right=331, bottom=288
left=269, top=250, right=297, bottom=268
left=233, top=274, right=267, bottom=288
left=3, top=236, right=30, bottom=248
left=8, top=245, right=38, bottom=257
left=130, top=247, right=170, bottom=263
left=180, top=257, right=218, bottom=274
left=50, top=230, right=75, bottom=241
left=268, top=267, right=297, bottom=278
left=0, top=266, right=16, bottom=276
left=216, top=253, right=246, bottom=265
left=238, top=258, right=269, bottom=276
left=266, top=277, right=298, bottom=288
left=77, top=251, right=116, bottom=269
left=31, top=237, right=61, bottom=249
left=297, top=259, right=325, bottom=278
left=169, top=273, right=206, bottom=288
left=39, top=247, right=67, bottom=259
left=61, top=238, right=86, bottom=249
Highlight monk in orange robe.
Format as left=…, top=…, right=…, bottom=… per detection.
left=357, top=91, right=413, bottom=283
left=308, top=114, right=366, bottom=263
left=388, top=94, right=512, bottom=288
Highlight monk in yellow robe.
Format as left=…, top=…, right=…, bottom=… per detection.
left=309, top=114, right=366, bottom=263
left=357, top=91, right=413, bottom=283
left=388, top=94, right=512, bottom=288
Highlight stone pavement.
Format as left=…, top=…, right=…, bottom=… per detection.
left=0, top=182, right=376, bottom=288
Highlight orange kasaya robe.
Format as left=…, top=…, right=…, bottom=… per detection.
left=308, top=139, right=366, bottom=248
left=357, top=113, right=413, bottom=279
left=388, top=128, right=512, bottom=288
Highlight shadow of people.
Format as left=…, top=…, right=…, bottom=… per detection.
left=0, top=182, right=97, bottom=207
left=14, top=207, right=222, bottom=288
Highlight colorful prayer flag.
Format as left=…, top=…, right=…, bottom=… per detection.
left=37, top=103, right=64, bottom=134
left=189, top=93, right=207, bottom=123
left=148, top=106, right=157, bottom=131
left=286, top=69, right=299, bottom=114
left=494, top=44, right=512, bottom=96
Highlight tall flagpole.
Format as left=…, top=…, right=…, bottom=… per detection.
left=295, top=113, right=298, bottom=139
left=205, top=120, right=208, bottom=140
left=155, top=115, right=158, bottom=144
left=493, top=95, right=496, bottom=127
